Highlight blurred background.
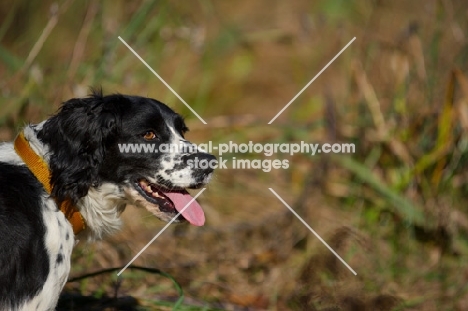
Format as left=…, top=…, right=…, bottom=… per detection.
left=1, top=0, right=468, bottom=310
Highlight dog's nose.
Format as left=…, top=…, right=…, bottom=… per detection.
left=184, top=153, right=217, bottom=174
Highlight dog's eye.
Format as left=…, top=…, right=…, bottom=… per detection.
left=143, top=131, right=157, bottom=141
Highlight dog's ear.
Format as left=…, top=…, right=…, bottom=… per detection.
left=38, top=94, right=119, bottom=203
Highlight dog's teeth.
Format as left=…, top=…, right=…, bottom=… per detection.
left=138, top=180, right=154, bottom=194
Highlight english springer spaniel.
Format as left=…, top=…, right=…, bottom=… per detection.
left=0, top=91, right=215, bottom=311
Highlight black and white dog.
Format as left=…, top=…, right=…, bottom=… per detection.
left=0, top=91, right=215, bottom=311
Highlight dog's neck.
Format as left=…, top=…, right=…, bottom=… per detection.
left=14, top=127, right=86, bottom=235
left=78, top=184, right=127, bottom=240
left=18, top=124, right=127, bottom=240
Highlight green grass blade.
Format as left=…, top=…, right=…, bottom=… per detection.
left=0, top=45, right=23, bottom=72
left=333, top=155, right=426, bottom=226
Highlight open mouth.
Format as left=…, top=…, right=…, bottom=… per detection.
left=134, top=179, right=205, bottom=226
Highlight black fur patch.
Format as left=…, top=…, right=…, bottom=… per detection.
left=56, top=253, right=63, bottom=265
left=0, top=163, right=49, bottom=308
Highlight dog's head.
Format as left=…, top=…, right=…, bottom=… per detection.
left=37, top=91, right=215, bottom=226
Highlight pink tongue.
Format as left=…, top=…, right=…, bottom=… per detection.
left=163, top=190, right=205, bottom=226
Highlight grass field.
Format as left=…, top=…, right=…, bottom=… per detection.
left=2, top=0, right=468, bottom=310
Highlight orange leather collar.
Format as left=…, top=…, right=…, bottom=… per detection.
left=14, top=131, right=85, bottom=235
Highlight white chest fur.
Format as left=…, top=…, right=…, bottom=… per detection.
left=18, top=196, right=75, bottom=311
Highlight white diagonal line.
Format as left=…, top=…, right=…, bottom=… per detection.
left=118, top=36, right=207, bottom=125
left=268, top=37, right=356, bottom=124
left=268, top=188, right=357, bottom=275
left=117, top=188, right=206, bottom=276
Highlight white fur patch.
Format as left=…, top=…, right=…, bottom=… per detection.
left=18, top=196, right=74, bottom=311
left=78, top=183, right=127, bottom=241
left=24, top=122, right=51, bottom=162
left=0, top=123, right=49, bottom=166
left=156, top=124, right=199, bottom=188
left=0, top=142, right=23, bottom=165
